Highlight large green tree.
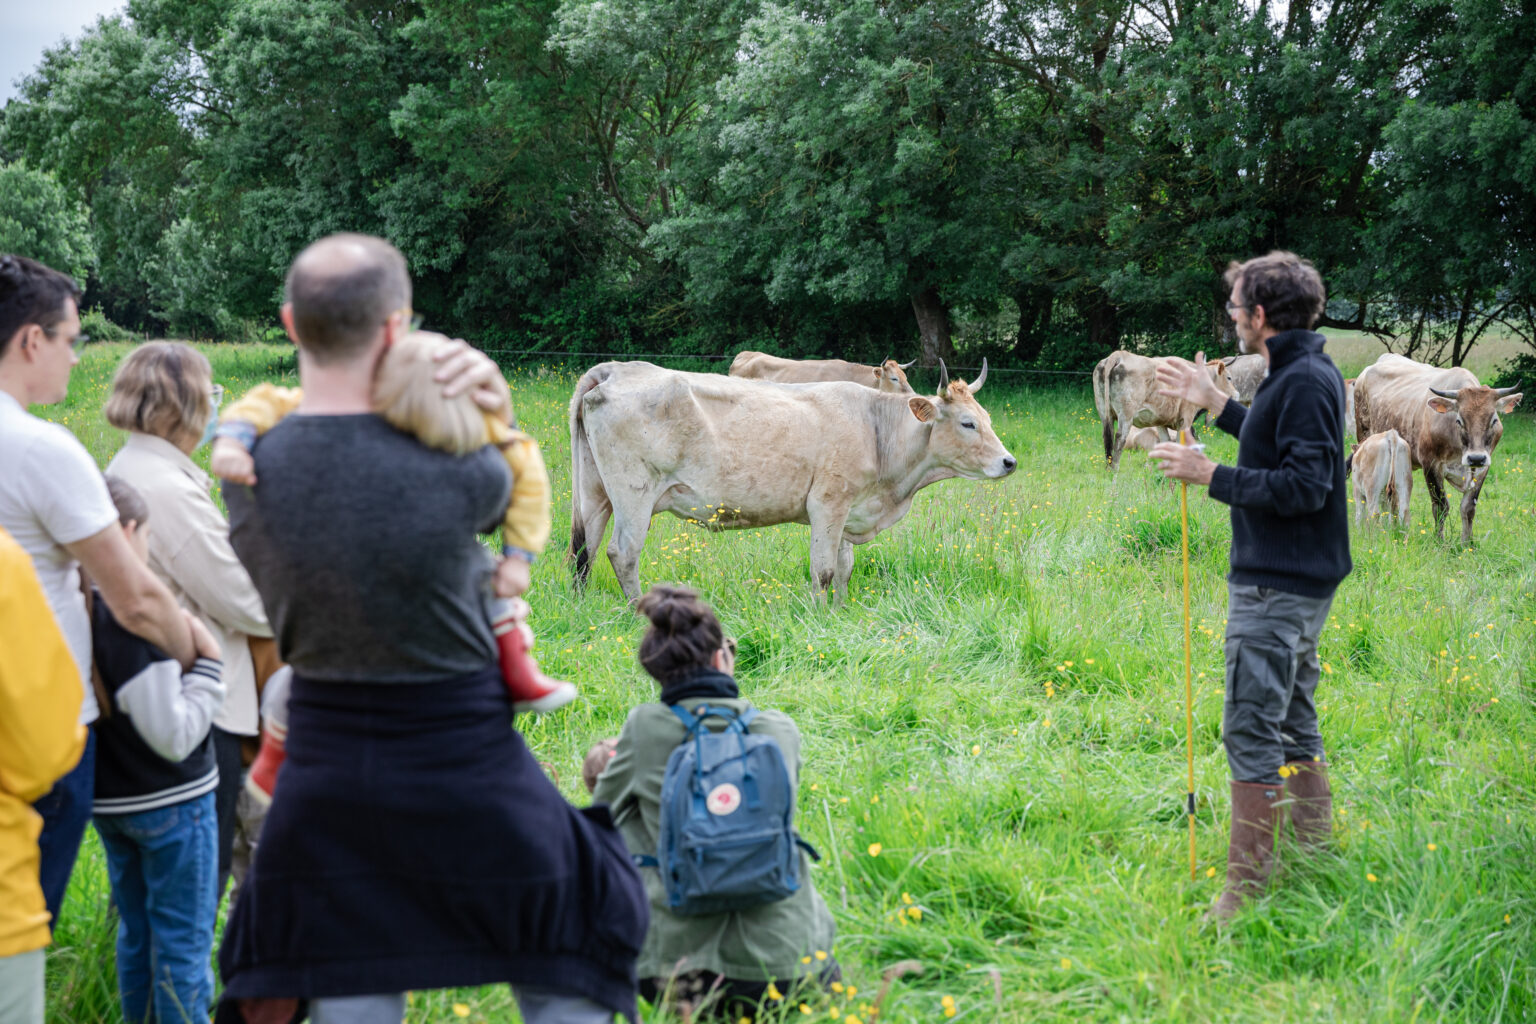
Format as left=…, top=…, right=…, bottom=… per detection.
left=0, top=162, right=97, bottom=286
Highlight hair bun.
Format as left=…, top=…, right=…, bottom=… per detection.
left=635, top=583, right=725, bottom=683
left=636, top=584, right=704, bottom=634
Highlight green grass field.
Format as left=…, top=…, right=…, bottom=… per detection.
left=38, top=342, right=1536, bottom=1024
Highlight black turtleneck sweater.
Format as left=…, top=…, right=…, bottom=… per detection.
left=1207, top=329, right=1352, bottom=598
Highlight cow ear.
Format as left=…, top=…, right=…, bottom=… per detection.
left=1497, top=393, right=1523, bottom=414
left=1426, top=396, right=1455, bottom=414
left=873, top=366, right=884, bottom=383
left=908, top=396, right=938, bottom=422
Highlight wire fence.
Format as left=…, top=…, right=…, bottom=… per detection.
left=480, top=348, right=1093, bottom=379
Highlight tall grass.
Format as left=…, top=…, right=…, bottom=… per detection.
left=38, top=343, right=1535, bottom=1023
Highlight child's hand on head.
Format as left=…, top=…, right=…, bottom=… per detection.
left=211, top=437, right=257, bottom=485
left=494, top=555, right=531, bottom=598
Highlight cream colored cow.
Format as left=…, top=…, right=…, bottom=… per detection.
left=729, top=351, right=916, bottom=393
left=569, top=360, right=1014, bottom=600
left=1098, top=352, right=1237, bottom=471
left=1350, top=429, right=1411, bottom=527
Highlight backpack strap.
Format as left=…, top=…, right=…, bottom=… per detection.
left=632, top=853, right=659, bottom=869
left=795, top=836, right=822, bottom=862
left=671, top=703, right=752, bottom=736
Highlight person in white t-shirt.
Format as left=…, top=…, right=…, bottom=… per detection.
left=0, top=254, right=195, bottom=927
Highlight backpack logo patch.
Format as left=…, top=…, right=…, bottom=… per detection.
left=707, top=782, right=742, bottom=815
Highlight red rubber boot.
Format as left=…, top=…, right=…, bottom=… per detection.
left=492, top=600, right=577, bottom=714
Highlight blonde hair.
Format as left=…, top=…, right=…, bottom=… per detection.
left=372, top=331, right=490, bottom=455
left=104, top=342, right=214, bottom=442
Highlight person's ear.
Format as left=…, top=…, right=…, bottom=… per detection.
left=280, top=303, right=300, bottom=345
left=122, top=519, right=140, bottom=540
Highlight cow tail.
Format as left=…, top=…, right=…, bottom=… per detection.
left=568, top=366, right=606, bottom=585
left=1097, top=354, right=1120, bottom=465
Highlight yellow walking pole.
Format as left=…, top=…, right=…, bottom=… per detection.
left=1179, top=429, right=1198, bottom=880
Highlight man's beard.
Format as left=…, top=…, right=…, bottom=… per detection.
left=1237, top=332, right=1253, bottom=354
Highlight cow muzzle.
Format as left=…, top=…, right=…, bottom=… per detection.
left=1463, top=452, right=1489, bottom=468
left=991, top=454, right=1018, bottom=478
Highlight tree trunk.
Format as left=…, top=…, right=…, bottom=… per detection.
left=1212, top=293, right=1236, bottom=352
left=1081, top=287, right=1120, bottom=357
left=910, top=286, right=956, bottom=367
left=1012, top=286, right=1054, bottom=363
left=1451, top=285, right=1474, bottom=366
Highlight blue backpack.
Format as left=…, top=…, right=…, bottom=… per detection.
left=640, top=704, right=818, bottom=917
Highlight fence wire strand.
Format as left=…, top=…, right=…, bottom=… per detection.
left=480, top=349, right=1091, bottom=378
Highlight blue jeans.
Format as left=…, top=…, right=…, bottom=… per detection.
left=34, top=725, right=95, bottom=927
left=95, top=792, right=219, bottom=1024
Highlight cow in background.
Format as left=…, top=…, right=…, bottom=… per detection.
left=729, top=351, right=916, bottom=394
left=1353, top=353, right=1522, bottom=543
left=1349, top=429, right=1411, bottom=527
left=569, top=359, right=1014, bottom=601
left=1099, top=351, right=1236, bottom=471
left=1218, top=354, right=1268, bottom=405
left=1344, top=377, right=1357, bottom=439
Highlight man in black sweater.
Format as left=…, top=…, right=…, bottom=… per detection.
left=1151, top=251, right=1350, bottom=924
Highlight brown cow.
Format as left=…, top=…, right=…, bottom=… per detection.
left=1352, top=353, right=1522, bottom=543
left=1099, top=352, right=1236, bottom=471
left=729, top=351, right=916, bottom=394
left=569, top=360, right=1013, bottom=601
left=1349, top=429, right=1411, bottom=527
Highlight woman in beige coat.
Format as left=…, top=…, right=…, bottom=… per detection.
left=104, top=342, right=272, bottom=900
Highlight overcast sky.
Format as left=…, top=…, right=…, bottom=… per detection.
left=1, top=2, right=126, bottom=104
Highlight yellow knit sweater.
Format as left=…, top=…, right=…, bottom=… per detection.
left=223, top=384, right=551, bottom=556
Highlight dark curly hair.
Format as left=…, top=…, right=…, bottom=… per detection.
left=1224, top=251, right=1326, bottom=332
left=0, top=254, right=81, bottom=359
left=635, top=584, right=725, bottom=683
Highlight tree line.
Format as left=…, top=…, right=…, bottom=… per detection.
left=1, top=0, right=1532, bottom=371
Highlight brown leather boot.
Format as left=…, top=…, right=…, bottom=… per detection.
left=1206, top=780, right=1282, bottom=925
left=1285, top=759, right=1332, bottom=849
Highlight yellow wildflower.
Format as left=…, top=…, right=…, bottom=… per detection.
left=452, top=1006, right=471, bottom=1019
left=867, top=843, right=882, bottom=857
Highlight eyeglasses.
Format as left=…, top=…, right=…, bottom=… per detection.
left=723, top=637, right=738, bottom=658
left=1224, top=301, right=1252, bottom=314
left=43, top=325, right=90, bottom=353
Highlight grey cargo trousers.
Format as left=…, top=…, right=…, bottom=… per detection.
left=1223, top=583, right=1334, bottom=785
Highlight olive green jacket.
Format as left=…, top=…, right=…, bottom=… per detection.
left=592, top=696, right=836, bottom=981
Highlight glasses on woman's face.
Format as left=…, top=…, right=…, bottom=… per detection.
left=723, top=637, right=738, bottom=659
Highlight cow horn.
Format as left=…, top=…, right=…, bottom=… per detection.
left=937, top=359, right=950, bottom=392
left=1494, top=382, right=1522, bottom=397
left=1428, top=386, right=1460, bottom=400
left=970, top=358, right=988, bottom=394
left=881, top=354, right=891, bottom=366
left=898, top=358, right=917, bottom=370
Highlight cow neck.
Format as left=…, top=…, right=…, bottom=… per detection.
left=872, top=396, right=949, bottom=500
left=660, top=666, right=740, bottom=706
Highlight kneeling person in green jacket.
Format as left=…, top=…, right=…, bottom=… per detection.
left=590, top=584, right=838, bottom=1019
